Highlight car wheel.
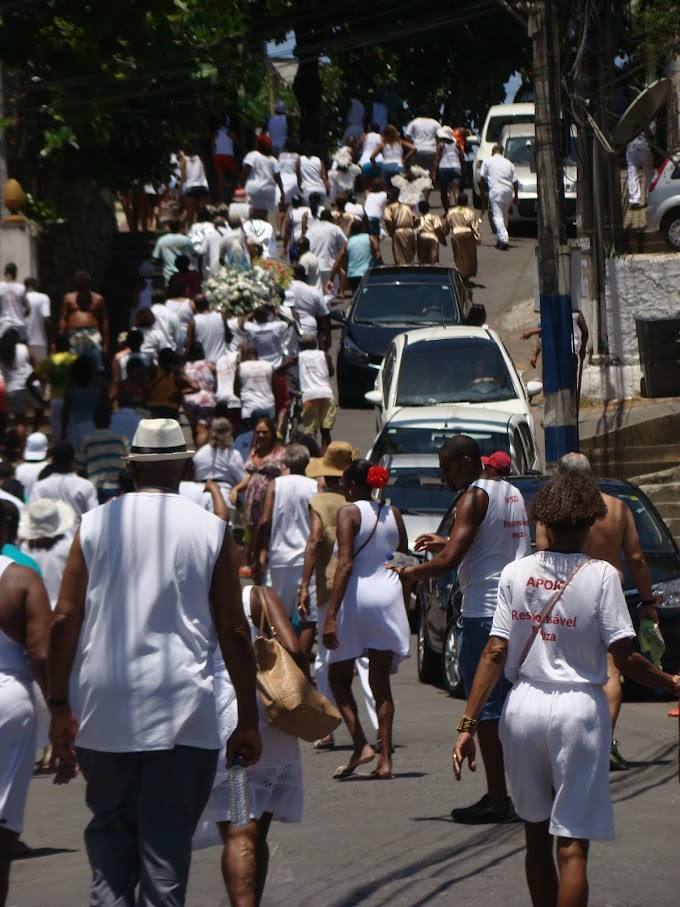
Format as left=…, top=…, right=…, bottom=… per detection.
left=661, top=209, right=680, bottom=251
left=416, top=605, right=441, bottom=685
left=442, top=617, right=464, bottom=698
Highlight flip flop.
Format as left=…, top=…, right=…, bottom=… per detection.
left=369, top=768, right=394, bottom=780
left=314, top=736, right=335, bottom=751
left=333, top=764, right=356, bottom=779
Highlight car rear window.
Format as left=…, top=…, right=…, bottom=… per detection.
left=371, top=426, right=509, bottom=461
left=396, top=338, right=518, bottom=406
left=486, top=114, right=535, bottom=144
left=353, top=281, right=461, bottom=326
left=377, top=468, right=455, bottom=515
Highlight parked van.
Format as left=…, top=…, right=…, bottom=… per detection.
left=471, top=102, right=535, bottom=202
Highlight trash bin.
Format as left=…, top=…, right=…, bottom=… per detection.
left=635, top=316, right=680, bottom=397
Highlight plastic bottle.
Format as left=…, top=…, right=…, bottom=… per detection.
left=385, top=552, right=420, bottom=569
left=228, top=757, right=251, bottom=827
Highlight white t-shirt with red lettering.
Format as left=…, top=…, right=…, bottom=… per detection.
left=457, top=479, right=531, bottom=618
left=492, top=551, right=635, bottom=686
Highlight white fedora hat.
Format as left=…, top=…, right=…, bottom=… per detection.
left=127, top=418, right=195, bottom=462
left=19, top=499, right=76, bottom=541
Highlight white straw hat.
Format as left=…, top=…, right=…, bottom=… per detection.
left=19, top=499, right=76, bottom=541
left=127, top=419, right=195, bottom=462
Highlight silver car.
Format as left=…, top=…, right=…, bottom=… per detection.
left=646, top=155, right=680, bottom=250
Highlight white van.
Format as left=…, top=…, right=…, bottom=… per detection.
left=471, top=102, right=535, bottom=202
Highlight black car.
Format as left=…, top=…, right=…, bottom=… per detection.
left=417, top=476, right=680, bottom=697
left=334, top=266, right=473, bottom=407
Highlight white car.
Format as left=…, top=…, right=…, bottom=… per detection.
left=471, top=102, right=535, bottom=202
left=364, top=325, right=542, bottom=433
left=366, top=405, right=542, bottom=475
left=646, top=154, right=680, bottom=250
left=499, top=123, right=577, bottom=223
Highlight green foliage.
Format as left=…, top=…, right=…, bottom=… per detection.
left=633, top=0, right=680, bottom=54
left=23, top=193, right=67, bottom=231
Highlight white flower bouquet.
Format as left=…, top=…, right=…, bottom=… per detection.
left=204, top=262, right=278, bottom=316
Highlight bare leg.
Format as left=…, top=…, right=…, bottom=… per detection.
left=556, top=837, right=589, bottom=907
left=276, top=204, right=287, bottom=238
left=604, top=652, right=622, bottom=729
left=218, top=819, right=258, bottom=907
left=440, top=185, right=449, bottom=212
left=254, top=813, right=273, bottom=905
left=328, top=659, right=375, bottom=776
left=367, top=649, right=395, bottom=778
left=298, top=623, right=315, bottom=658
left=477, top=718, right=508, bottom=802
left=524, top=820, right=558, bottom=907
left=451, top=178, right=461, bottom=206
left=0, top=828, right=20, bottom=907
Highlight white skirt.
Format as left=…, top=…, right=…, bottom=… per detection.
left=0, top=673, right=36, bottom=834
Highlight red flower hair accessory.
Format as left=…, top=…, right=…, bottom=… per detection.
left=367, top=465, right=389, bottom=489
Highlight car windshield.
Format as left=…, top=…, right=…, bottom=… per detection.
left=486, top=114, right=535, bottom=143
left=377, top=468, right=455, bottom=514
left=505, top=136, right=535, bottom=168
left=371, top=426, right=509, bottom=461
left=395, top=338, right=518, bottom=406
left=353, top=278, right=461, bottom=326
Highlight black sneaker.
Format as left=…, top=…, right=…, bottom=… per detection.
left=451, top=794, right=518, bottom=824
left=610, top=739, right=629, bottom=771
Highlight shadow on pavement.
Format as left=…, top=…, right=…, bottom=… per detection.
left=13, top=847, right=78, bottom=861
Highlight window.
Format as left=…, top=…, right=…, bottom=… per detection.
left=513, top=428, right=529, bottom=475
left=371, top=426, right=510, bottom=461
left=353, top=280, right=462, bottom=326
left=486, top=114, right=535, bottom=144
left=378, top=468, right=455, bottom=515
left=517, top=423, right=536, bottom=471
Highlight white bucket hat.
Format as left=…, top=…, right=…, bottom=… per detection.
left=24, top=432, right=48, bottom=462
left=19, top=499, right=76, bottom=541
left=127, top=419, right=195, bottom=462
left=436, top=125, right=455, bottom=142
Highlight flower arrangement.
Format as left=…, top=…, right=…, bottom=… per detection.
left=330, top=146, right=361, bottom=193
left=392, top=165, right=433, bottom=206
left=252, top=257, right=294, bottom=291
left=366, top=465, right=389, bottom=489
left=203, top=262, right=276, bottom=317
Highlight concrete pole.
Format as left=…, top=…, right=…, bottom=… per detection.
left=530, top=0, right=579, bottom=470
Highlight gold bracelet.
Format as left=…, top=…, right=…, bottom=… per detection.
left=456, top=714, right=478, bottom=736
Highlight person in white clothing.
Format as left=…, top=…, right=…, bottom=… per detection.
left=452, top=472, right=680, bottom=907
left=306, top=210, right=348, bottom=292
left=405, top=435, right=530, bottom=824
left=204, top=213, right=249, bottom=279
left=405, top=110, right=442, bottom=173
left=215, top=350, right=241, bottom=423
left=179, top=148, right=210, bottom=227
left=241, top=134, right=284, bottom=216
left=297, top=144, right=330, bottom=202
left=242, top=212, right=279, bottom=260
left=46, top=418, right=261, bottom=907
left=29, top=440, right=98, bottom=522
left=192, top=418, right=246, bottom=508
left=243, top=307, right=289, bottom=368
left=626, top=131, right=655, bottom=209
left=295, top=238, right=323, bottom=294
left=0, top=263, right=29, bottom=341
left=298, top=335, right=335, bottom=451
left=255, top=444, right=318, bottom=651
left=479, top=144, right=518, bottom=250
left=212, top=115, right=239, bottom=202
left=357, top=123, right=384, bottom=190
left=18, top=498, right=76, bottom=609
left=235, top=345, right=275, bottom=425
left=186, top=295, right=227, bottom=363
left=151, top=290, right=182, bottom=353
left=282, top=194, right=310, bottom=259
left=23, top=278, right=52, bottom=363
left=16, top=432, right=49, bottom=500
left=287, top=266, right=331, bottom=350
left=268, top=99, right=289, bottom=155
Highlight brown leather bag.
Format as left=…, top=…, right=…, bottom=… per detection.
left=253, top=587, right=341, bottom=742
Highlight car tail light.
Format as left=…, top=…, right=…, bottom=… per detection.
left=648, top=160, right=667, bottom=195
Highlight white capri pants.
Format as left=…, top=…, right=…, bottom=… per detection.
left=489, top=188, right=513, bottom=245
left=499, top=679, right=614, bottom=840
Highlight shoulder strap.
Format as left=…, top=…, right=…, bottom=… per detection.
left=255, top=586, right=277, bottom=639
left=353, top=502, right=383, bottom=560
left=517, top=557, right=590, bottom=670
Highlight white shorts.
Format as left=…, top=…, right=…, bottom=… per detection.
left=0, top=674, right=36, bottom=834
left=268, top=564, right=317, bottom=623
left=500, top=679, right=614, bottom=840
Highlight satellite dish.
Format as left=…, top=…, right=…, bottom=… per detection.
left=612, top=78, right=670, bottom=148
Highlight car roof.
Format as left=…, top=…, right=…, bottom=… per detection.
left=383, top=405, right=513, bottom=429
left=391, top=325, right=498, bottom=347
left=362, top=265, right=456, bottom=283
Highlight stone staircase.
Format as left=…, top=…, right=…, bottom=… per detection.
left=580, top=409, right=680, bottom=481
left=630, top=465, right=680, bottom=544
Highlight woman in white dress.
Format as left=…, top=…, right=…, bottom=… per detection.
left=276, top=136, right=301, bottom=239
left=297, top=143, right=330, bottom=203
left=180, top=147, right=210, bottom=227
left=322, top=459, right=411, bottom=780
left=241, top=135, right=284, bottom=219
left=203, top=584, right=307, bottom=907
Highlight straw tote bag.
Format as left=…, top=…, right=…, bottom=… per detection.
left=253, top=587, right=342, bottom=742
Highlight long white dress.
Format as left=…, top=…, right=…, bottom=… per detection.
left=329, top=500, right=411, bottom=672
left=195, top=585, right=302, bottom=847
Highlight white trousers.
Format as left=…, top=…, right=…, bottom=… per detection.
left=626, top=143, right=654, bottom=206
left=314, top=605, right=378, bottom=733
left=489, top=188, right=513, bottom=245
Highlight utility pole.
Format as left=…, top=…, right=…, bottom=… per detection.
left=530, top=0, right=579, bottom=468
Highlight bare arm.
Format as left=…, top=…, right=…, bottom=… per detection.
left=205, top=479, right=228, bottom=521
left=328, top=246, right=349, bottom=288
left=210, top=529, right=262, bottom=767
left=251, top=586, right=310, bottom=679
left=403, top=488, right=488, bottom=581
left=452, top=636, right=508, bottom=779
left=609, top=636, right=679, bottom=695
left=299, top=507, right=323, bottom=618
left=22, top=569, right=52, bottom=699
left=370, top=142, right=385, bottom=165
left=322, top=504, right=360, bottom=649
left=401, top=139, right=417, bottom=165
left=622, top=506, right=655, bottom=603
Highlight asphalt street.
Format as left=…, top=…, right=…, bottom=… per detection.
left=10, top=219, right=680, bottom=906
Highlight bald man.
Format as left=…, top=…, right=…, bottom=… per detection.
left=536, top=452, right=658, bottom=771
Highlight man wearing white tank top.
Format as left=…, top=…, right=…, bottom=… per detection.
left=399, top=435, right=530, bottom=824
left=254, top=444, right=318, bottom=654
left=46, top=419, right=261, bottom=907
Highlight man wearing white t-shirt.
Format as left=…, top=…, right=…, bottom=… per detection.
left=288, top=265, right=331, bottom=351
left=186, top=295, right=227, bottom=363
left=305, top=210, right=348, bottom=291
left=151, top=290, right=182, bottom=353
left=298, top=334, right=336, bottom=451
left=24, top=277, right=52, bottom=363
left=0, top=263, right=29, bottom=340
left=296, top=238, right=323, bottom=295
left=479, top=144, right=519, bottom=250
left=405, top=111, right=442, bottom=173
left=46, top=418, right=260, bottom=907
left=400, top=435, right=530, bottom=824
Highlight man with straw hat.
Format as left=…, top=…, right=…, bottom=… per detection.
left=47, top=419, right=261, bottom=907
left=298, top=442, right=379, bottom=750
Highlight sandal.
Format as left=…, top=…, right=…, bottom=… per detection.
left=314, top=735, right=335, bottom=750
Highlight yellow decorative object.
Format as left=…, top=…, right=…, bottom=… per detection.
left=3, top=179, right=27, bottom=224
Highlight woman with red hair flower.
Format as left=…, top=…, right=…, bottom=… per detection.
left=240, top=134, right=285, bottom=219
left=322, top=459, right=411, bottom=780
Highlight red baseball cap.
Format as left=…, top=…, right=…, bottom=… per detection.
left=481, top=451, right=512, bottom=474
